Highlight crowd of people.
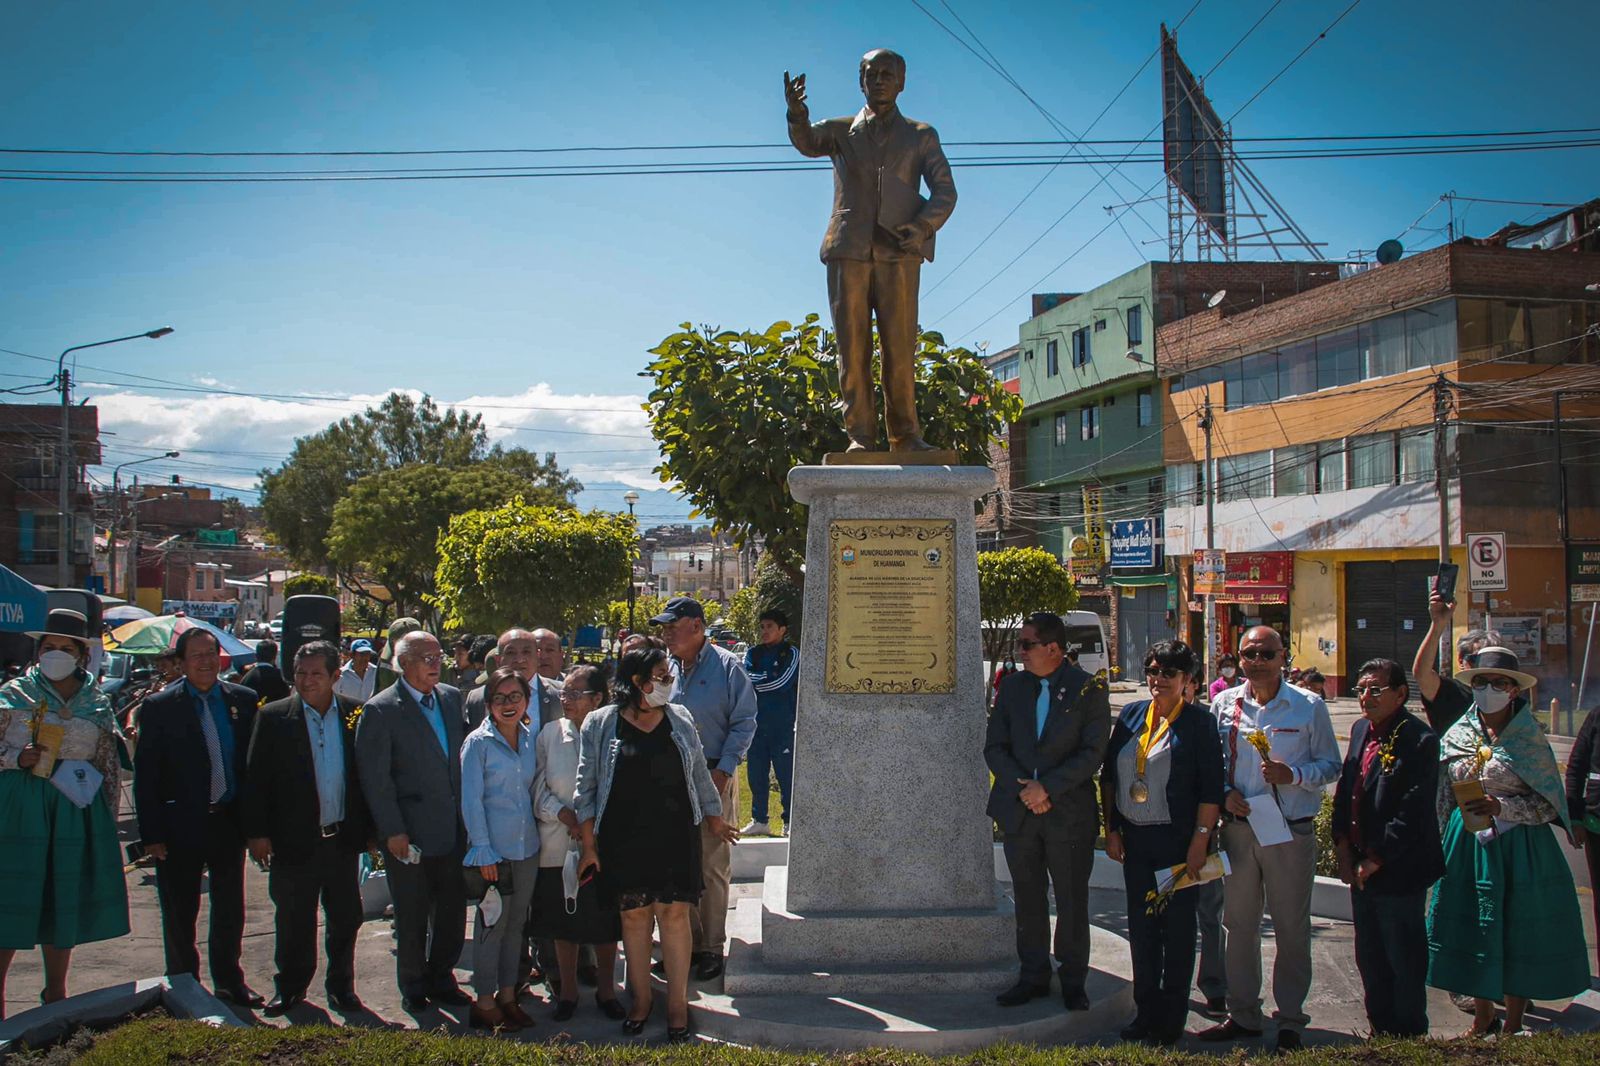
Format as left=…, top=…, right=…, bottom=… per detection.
left=985, top=591, right=1596, bottom=1048
left=0, top=581, right=1596, bottom=1048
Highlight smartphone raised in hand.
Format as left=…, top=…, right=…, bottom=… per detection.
left=1431, top=563, right=1459, bottom=602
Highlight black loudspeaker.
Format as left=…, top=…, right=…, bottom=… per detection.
left=279, top=595, right=340, bottom=673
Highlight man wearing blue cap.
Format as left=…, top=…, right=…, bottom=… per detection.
left=653, top=596, right=757, bottom=980
left=334, top=639, right=378, bottom=704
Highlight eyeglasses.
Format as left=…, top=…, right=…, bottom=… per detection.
left=1353, top=684, right=1394, bottom=696
left=1016, top=639, right=1053, bottom=651
left=649, top=674, right=674, bottom=685
left=489, top=692, right=528, bottom=706
left=1239, top=649, right=1279, bottom=661
left=1472, top=678, right=1517, bottom=693
left=410, top=654, right=444, bottom=666
left=1144, top=666, right=1185, bottom=680
left=559, top=688, right=603, bottom=703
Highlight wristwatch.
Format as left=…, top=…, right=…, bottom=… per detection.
left=1194, top=825, right=1212, bottom=836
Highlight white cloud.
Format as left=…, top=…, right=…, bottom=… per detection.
left=88, top=383, right=668, bottom=500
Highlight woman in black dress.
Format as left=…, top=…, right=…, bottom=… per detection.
left=574, top=646, right=735, bottom=1041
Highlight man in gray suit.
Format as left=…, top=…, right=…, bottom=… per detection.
left=985, top=611, right=1111, bottom=1011
left=784, top=48, right=957, bottom=452
left=463, top=628, right=562, bottom=731
left=353, top=630, right=469, bottom=1012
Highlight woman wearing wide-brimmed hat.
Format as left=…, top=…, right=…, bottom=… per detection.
left=1426, top=647, right=1590, bottom=1036
left=0, top=609, right=130, bottom=1016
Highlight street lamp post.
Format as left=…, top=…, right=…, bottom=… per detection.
left=109, top=452, right=179, bottom=600
left=623, top=490, right=640, bottom=632
left=55, top=327, right=175, bottom=586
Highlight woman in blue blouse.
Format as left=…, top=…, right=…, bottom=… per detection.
left=1102, top=640, right=1225, bottom=1045
left=460, top=668, right=541, bottom=1031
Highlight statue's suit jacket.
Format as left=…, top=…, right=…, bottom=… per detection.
left=787, top=106, right=957, bottom=263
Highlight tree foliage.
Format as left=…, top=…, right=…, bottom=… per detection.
left=977, top=547, right=1079, bottom=696
left=433, top=500, right=635, bottom=636
left=326, top=465, right=536, bottom=617
left=723, top=586, right=760, bottom=644
left=283, top=573, right=337, bottom=599
left=644, top=317, right=1022, bottom=579
left=605, top=594, right=667, bottom=635
left=259, top=392, right=581, bottom=589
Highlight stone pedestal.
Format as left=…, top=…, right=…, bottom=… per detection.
left=727, top=464, right=1012, bottom=990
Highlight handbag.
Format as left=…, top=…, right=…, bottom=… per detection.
left=462, top=860, right=516, bottom=903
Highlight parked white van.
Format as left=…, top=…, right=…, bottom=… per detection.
left=1061, top=610, right=1110, bottom=677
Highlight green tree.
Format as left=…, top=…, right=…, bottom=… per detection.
left=434, top=501, right=635, bottom=636
left=283, top=573, right=338, bottom=599
left=606, top=594, right=667, bottom=635
left=644, top=317, right=1021, bottom=580
left=326, top=464, right=536, bottom=617
left=259, top=392, right=580, bottom=590
left=978, top=546, right=1079, bottom=698
left=723, top=586, right=761, bottom=644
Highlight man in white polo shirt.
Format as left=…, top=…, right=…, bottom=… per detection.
left=1199, top=625, right=1339, bottom=1052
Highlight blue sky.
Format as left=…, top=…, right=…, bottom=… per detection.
left=1, top=0, right=1594, bottom=511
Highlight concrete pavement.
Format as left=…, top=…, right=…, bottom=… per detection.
left=5, top=783, right=1597, bottom=1047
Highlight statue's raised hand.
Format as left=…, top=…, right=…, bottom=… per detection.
left=783, top=70, right=808, bottom=120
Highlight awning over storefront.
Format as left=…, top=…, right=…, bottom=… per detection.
left=0, top=565, right=48, bottom=633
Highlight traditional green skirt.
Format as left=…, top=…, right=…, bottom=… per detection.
left=0, top=769, right=130, bottom=949
left=1426, top=807, right=1589, bottom=1001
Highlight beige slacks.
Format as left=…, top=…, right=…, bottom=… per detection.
left=1220, top=817, right=1317, bottom=1032
left=690, top=771, right=738, bottom=956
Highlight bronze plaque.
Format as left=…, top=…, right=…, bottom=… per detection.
left=825, top=519, right=957, bottom=694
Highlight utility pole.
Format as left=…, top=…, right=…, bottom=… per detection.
left=1433, top=375, right=1454, bottom=676
left=1200, top=398, right=1217, bottom=681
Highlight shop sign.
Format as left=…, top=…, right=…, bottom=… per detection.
left=1110, top=518, right=1159, bottom=570
left=1068, top=556, right=1103, bottom=587
left=1194, top=549, right=1226, bottom=596
left=162, top=599, right=236, bottom=621
left=1466, top=532, right=1507, bottom=592
left=1572, top=585, right=1600, bottom=603
left=1567, top=543, right=1600, bottom=585
left=1082, top=485, right=1106, bottom=561
left=1225, top=551, right=1293, bottom=587
left=1495, top=615, right=1542, bottom=666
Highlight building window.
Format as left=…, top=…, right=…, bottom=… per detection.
left=1240, top=351, right=1281, bottom=407
left=1362, top=313, right=1408, bottom=379
left=196, top=570, right=206, bottom=591
left=1054, top=412, right=1069, bottom=446
left=1080, top=405, right=1099, bottom=440
left=1094, top=318, right=1107, bottom=332
left=1397, top=429, right=1436, bottom=483
left=1219, top=450, right=1272, bottom=501
left=1165, top=462, right=1199, bottom=507
left=1137, top=387, right=1153, bottom=427
left=1317, top=328, right=1361, bottom=391
left=990, top=355, right=1020, bottom=381
left=1350, top=433, right=1396, bottom=489
left=1406, top=300, right=1456, bottom=368
left=1072, top=327, right=1091, bottom=367
left=1046, top=339, right=1059, bottom=376
left=1316, top=441, right=1347, bottom=493
left=1273, top=444, right=1314, bottom=496
left=1127, top=305, right=1143, bottom=345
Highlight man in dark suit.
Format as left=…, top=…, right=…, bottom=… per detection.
left=244, top=640, right=371, bottom=1016
left=132, top=628, right=263, bottom=1007
left=463, top=627, right=562, bottom=731
left=985, top=610, right=1112, bottom=1010
left=784, top=48, right=956, bottom=451
left=353, top=630, right=470, bottom=1012
left=1332, top=657, right=1444, bottom=1038
left=238, top=639, right=290, bottom=705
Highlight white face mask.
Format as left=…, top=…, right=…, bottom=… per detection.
left=1220, top=666, right=1237, bottom=679
left=39, top=650, right=79, bottom=682
left=1473, top=684, right=1512, bottom=714
left=643, top=682, right=672, bottom=708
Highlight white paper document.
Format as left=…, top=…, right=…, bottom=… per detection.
left=1246, top=797, right=1293, bottom=847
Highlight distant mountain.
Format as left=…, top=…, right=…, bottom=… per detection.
left=574, top=481, right=706, bottom=525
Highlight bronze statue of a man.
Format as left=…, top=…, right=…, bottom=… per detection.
left=785, top=49, right=957, bottom=452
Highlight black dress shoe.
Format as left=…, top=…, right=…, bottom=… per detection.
left=1276, top=1029, right=1303, bottom=1052
left=995, top=979, right=1052, bottom=1007
left=553, top=999, right=577, bottom=1021
left=326, top=988, right=365, bottom=1013
left=692, top=953, right=724, bottom=981
left=1203, top=995, right=1228, bottom=1018
left=1120, top=1020, right=1154, bottom=1042
left=216, top=984, right=266, bottom=1009
left=1198, top=1018, right=1263, bottom=1041
left=263, top=991, right=304, bottom=1017
left=1062, top=989, right=1090, bottom=1011
left=432, top=985, right=473, bottom=1006
left=401, top=993, right=432, bottom=1013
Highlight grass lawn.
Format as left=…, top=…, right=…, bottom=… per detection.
left=36, top=1018, right=1600, bottom=1066
left=733, top=767, right=787, bottom=836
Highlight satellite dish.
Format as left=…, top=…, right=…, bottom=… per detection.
left=1376, top=239, right=1404, bottom=265
left=1206, top=290, right=1227, bottom=309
